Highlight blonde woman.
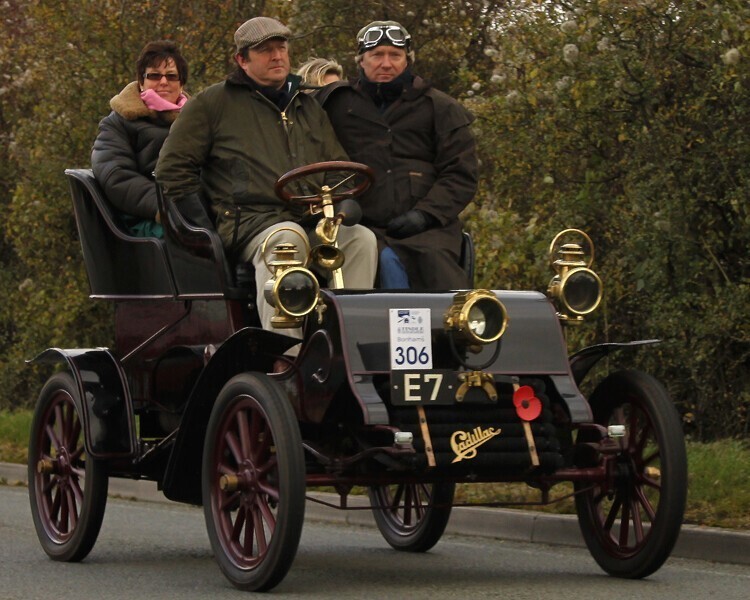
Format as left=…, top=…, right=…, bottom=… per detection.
left=297, top=57, right=344, bottom=89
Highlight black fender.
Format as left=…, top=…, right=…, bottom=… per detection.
left=28, top=348, right=137, bottom=459
left=161, top=327, right=299, bottom=505
left=569, top=339, right=661, bottom=386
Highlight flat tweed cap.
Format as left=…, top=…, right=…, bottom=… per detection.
left=235, top=17, right=291, bottom=52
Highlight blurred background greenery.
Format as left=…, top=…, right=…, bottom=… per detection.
left=0, top=0, right=748, bottom=441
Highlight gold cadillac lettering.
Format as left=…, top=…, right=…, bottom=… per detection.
left=450, top=426, right=502, bottom=463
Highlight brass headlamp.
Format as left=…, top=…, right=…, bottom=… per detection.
left=444, top=289, right=508, bottom=348
left=547, top=229, right=603, bottom=325
left=262, top=230, right=320, bottom=329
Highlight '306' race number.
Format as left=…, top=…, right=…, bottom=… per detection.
left=389, top=308, right=433, bottom=370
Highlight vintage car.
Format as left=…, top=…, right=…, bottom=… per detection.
left=27, top=162, right=687, bottom=592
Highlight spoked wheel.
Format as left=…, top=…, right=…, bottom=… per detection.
left=368, top=482, right=455, bottom=552
left=28, top=372, right=108, bottom=562
left=575, top=370, right=687, bottom=578
left=202, top=373, right=305, bottom=592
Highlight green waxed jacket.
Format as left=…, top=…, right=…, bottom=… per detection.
left=155, top=71, right=349, bottom=257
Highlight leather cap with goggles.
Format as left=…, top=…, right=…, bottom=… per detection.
left=357, top=21, right=411, bottom=54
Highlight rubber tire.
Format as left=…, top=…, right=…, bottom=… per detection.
left=28, top=372, right=109, bottom=562
left=575, top=370, right=687, bottom=578
left=202, top=373, right=305, bottom=592
left=369, top=482, right=455, bottom=552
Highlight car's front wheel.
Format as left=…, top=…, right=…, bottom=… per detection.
left=202, top=373, right=305, bottom=592
left=575, top=370, right=687, bottom=578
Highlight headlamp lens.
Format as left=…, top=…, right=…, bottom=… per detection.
left=562, top=268, right=602, bottom=315
left=276, top=269, right=319, bottom=316
left=468, top=305, right=487, bottom=336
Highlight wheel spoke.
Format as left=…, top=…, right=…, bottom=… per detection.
left=237, top=409, right=251, bottom=459
left=603, top=493, right=623, bottom=532
left=253, top=504, right=270, bottom=556
left=65, top=485, right=79, bottom=531
left=629, top=496, right=645, bottom=543
left=634, top=483, right=657, bottom=521
left=231, top=505, right=247, bottom=544
left=403, top=486, right=415, bottom=526
left=618, top=498, right=631, bottom=547
left=46, top=422, right=62, bottom=454
left=70, top=474, right=84, bottom=506
left=225, top=430, right=243, bottom=466
left=219, top=489, right=242, bottom=512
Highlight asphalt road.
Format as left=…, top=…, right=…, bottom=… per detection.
left=2, top=485, right=749, bottom=600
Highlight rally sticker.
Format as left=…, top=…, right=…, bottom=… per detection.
left=389, top=308, right=433, bottom=370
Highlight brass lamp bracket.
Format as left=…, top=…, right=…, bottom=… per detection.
left=456, top=370, right=498, bottom=402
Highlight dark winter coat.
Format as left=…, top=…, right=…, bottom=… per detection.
left=318, top=74, right=478, bottom=289
left=91, top=81, right=181, bottom=236
left=155, top=71, right=349, bottom=258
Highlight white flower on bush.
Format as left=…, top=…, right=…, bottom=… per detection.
left=563, top=43, right=579, bottom=64
left=471, top=82, right=482, bottom=91
left=506, top=90, right=521, bottom=103
left=543, top=175, right=555, bottom=185
left=484, top=47, right=498, bottom=57
left=597, top=37, right=612, bottom=52
left=555, top=76, right=572, bottom=91
left=490, top=73, right=506, bottom=84
left=561, top=20, right=577, bottom=34
left=722, top=48, right=741, bottom=65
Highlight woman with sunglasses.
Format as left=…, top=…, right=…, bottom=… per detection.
left=91, top=40, right=189, bottom=238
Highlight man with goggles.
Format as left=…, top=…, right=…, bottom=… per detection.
left=318, top=20, right=477, bottom=290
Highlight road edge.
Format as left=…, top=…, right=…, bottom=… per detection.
left=4, top=461, right=748, bottom=566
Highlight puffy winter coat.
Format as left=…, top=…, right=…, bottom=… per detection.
left=91, top=81, right=181, bottom=236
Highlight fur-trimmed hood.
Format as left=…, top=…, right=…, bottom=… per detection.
left=109, top=81, right=182, bottom=124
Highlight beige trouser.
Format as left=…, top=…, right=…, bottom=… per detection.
left=239, top=221, right=377, bottom=338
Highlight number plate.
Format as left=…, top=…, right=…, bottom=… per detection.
left=389, top=308, right=433, bottom=370
left=391, top=370, right=460, bottom=405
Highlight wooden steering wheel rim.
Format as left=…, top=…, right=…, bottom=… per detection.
left=274, top=161, right=375, bottom=205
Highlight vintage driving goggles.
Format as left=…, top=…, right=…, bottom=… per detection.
left=358, top=25, right=411, bottom=52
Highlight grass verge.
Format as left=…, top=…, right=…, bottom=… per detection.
left=2, top=409, right=747, bottom=529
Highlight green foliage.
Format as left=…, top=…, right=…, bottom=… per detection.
left=0, top=1, right=747, bottom=438
left=466, top=0, right=750, bottom=438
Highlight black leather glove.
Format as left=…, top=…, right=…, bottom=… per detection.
left=175, top=193, right=214, bottom=229
left=386, top=209, right=436, bottom=239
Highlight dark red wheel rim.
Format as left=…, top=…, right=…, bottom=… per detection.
left=34, top=390, right=87, bottom=543
left=210, top=395, right=280, bottom=569
left=585, top=399, right=662, bottom=558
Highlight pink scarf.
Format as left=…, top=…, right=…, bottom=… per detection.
left=140, top=88, right=187, bottom=112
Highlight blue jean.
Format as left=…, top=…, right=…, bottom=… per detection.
left=379, top=246, right=410, bottom=289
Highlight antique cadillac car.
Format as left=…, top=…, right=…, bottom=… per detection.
left=27, top=162, right=687, bottom=592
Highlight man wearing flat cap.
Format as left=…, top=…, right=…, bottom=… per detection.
left=318, top=21, right=478, bottom=290
left=156, top=16, right=377, bottom=335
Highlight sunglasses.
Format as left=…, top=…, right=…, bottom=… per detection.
left=144, top=72, right=181, bottom=82
left=358, top=25, right=410, bottom=50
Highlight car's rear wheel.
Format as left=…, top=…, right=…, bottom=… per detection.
left=202, top=373, right=305, bottom=592
left=28, top=373, right=109, bottom=562
left=575, top=370, right=687, bottom=578
left=369, top=482, right=455, bottom=552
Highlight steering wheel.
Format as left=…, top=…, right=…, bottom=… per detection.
left=274, top=161, right=375, bottom=205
